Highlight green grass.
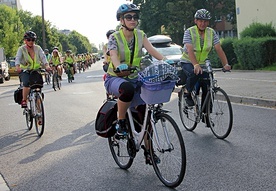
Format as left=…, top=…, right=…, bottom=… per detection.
left=259, top=63, right=276, bottom=71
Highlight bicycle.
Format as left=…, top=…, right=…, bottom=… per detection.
left=64, top=63, right=73, bottom=83
left=44, top=70, right=51, bottom=85
left=107, top=66, right=186, bottom=188
left=23, top=69, right=45, bottom=137
left=52, top=66, right=61, bottom=91
left=178, top=59, right=233, bottom=139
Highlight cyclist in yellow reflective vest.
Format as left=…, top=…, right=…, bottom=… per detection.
left=49, top=49, right=63, bottom=80
left=180, top=9, right=231, bottom=107
left=105, top=3, right=166, bottom=164
left=103, top=29, right=116, bottom=72
left=15, top=31, right=50, bottom=108
left=64, top=50, right=75, bottom=80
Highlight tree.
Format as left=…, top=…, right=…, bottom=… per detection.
left=0, top=5, right=24, bottom=57
left=133, top=0, right=236, bottom=45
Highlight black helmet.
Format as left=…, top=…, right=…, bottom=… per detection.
left=24, top=31, right=37, bottom=40
left=106, top=30, right=116, bottom=38
left=116, top=4, right=140, bottom=21
left=53, top=46, right=59, bottom=51
left=194, top=9, right=211, bottom=20
left=66, top=50, right=72, bottom=53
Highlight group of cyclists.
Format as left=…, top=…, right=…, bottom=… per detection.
left=15, top=2, right=231, bottom=166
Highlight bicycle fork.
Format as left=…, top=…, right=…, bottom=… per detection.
left=150, top=111, right=173, bottom=153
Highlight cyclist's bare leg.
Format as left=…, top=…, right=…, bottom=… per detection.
left=70, top=67, right=74, bottom=78
left=57, top=65, right=62, bottom=77
left=22, top=87, right=30, bottom=101
left=117, top=100, right=131, bottom=119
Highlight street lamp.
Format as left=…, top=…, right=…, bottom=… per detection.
left=41, top=0, right=46, bottom=50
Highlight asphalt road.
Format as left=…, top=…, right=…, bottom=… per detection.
left=0, top=62, right=275, bottom=191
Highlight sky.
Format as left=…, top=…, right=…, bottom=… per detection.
left=19, top=0, right=131, bottom=48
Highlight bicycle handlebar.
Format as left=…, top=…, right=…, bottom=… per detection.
left=114, top=66, right=137, bottom=74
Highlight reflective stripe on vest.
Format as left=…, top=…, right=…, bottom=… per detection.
left=107, top=28, right=144, bottom=78
left=182, top=26, right=213, bottom=64
left=20, top=45, right=41, bottom=70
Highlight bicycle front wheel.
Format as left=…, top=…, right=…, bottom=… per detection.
left=34, top=92, right=45, bottom=137
left=150, top=113, right=186, bottom=188
left=207, top=88, right=233, bottom=139
left=178, top=88, right=198, bottom=131
left=52, top=73, right=57, bottom=91
left=108, top=136, right=134, bottom=170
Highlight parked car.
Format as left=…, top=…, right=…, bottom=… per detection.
left=0, top=48, right=10, bottom=83
left=143, top=35, right=183, bottom=64
left=8, top=59, right=18, bottom=76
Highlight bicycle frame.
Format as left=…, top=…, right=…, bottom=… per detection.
left=126, top=103, right=173, bottom=152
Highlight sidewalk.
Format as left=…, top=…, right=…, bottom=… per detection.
left=213, top=70, right=276, bottom=108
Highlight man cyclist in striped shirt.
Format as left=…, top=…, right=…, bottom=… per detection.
left=180, top=9, right=231, bottom=108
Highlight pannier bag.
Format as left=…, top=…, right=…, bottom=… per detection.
left=95, top=99, right=118, bottom=138
left=29, top=70, right=43, bottom=89
left=14, top=86, right=23, bottom=104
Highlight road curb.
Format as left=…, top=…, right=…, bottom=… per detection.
left=227, top=94, right=276, bottom=108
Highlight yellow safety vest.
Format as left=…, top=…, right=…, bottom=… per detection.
left=20, top=45, right=42, bottom=70
left=181, top=26, right=213, bottom=64
left=107, top=28, right=144, bottom=78
left=64, top=55, right=74, bottom=64
left=52, top=56, right=60, bottom=66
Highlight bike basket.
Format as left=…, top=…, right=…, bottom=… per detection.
left=140, top=80, right=176, bottom=104
left=95, top=99, right=117, bottom=138
left=138, top=61, right=178, bottom=104
left=29, top=71, right=43, bottom=89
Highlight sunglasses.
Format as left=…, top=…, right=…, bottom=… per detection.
left=26, top=38, right=35, bottom=42
left=124, top=14, right=139, bottom=21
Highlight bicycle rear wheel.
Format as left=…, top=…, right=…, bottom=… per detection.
left=34, top=92, right=45, bottom=137
left=150, top=113, right=186, bottom=188
left=207, top=87, right=233, bottom=139
left=108, top=135, right=134, bottom=169
left=178, top=88, right=198, bottom=131
left=24, top=101, right=33, bottom=130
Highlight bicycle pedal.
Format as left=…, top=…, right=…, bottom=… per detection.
left=114, top=133, right=127, bottom=140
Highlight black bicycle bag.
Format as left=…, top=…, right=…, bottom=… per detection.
left=95, top=99, right=117, bottom=138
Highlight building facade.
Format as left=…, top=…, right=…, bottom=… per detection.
left=0, top=0, right=22, bottom=10
left=235, top=0, right=276, bottom=38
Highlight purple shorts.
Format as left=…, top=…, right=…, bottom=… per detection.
left=104, top=75, right=145, bottom=107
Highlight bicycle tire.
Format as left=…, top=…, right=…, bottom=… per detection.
left=207, top=87, right=233, bottom=139
left=178, top=88, right=198, bottom=131
left=25, top=101, right=33, bottom=130
left=52, top=73, right=57, bottom=91
left=149, top=113, right=186, bottom=188
left=34, top=92, right=45, bottom=137
left=45, top=73, right=50, bottom=85
left=57, top=76, right=61, bottom=90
